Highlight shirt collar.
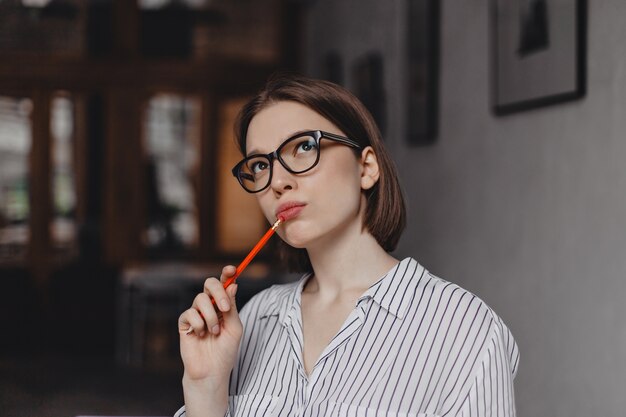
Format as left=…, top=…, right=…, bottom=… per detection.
left=258, top=272, right=311, bottom=324
left=357, top=257, right=424, bottom=319
left=260, top=257, right=425, bottom=323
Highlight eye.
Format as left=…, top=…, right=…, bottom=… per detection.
left=250, top=160, right=269, bottom=175
left=295, top=138, right=317, bottom=154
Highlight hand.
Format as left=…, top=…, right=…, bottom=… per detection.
left=178, top=265, right=244, bottom=383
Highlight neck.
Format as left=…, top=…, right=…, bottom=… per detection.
left=304, top=223, right=398, bottom=301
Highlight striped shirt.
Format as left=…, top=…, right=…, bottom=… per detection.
left=175, top=257, right=519, bottom=417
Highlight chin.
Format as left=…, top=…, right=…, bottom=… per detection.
left=280, top=234, right=309, bottom=249
left=278, top=224, right=316, bottom=249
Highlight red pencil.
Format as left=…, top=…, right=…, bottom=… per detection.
left=222, top=217, right=283, bottom=289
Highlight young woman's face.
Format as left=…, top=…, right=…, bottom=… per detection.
left=245, top=101, right=371, bottom=249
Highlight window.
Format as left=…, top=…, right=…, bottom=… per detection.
left=142, top=93, right=201, bottom=255
left=50, top=91, right=78, bottom=258
left=0, top=96, right=33, bottom=264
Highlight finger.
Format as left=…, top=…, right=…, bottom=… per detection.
left=226, top=283, right=238, bottom=311
left=204, top=276, right=231, bottom=313
left=220, top=265, right=237, bottom=284
left=220, top=283, right=241, bottom=328
left=219, top=265, right=237, bottom=289
left=179, top=308, right=206, bottom=336
left=217, top=265, right=237, bottom=309
left=193, top=293, right=222, bottom=335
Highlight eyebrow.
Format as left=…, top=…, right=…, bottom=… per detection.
left=246, top=129, right=313, bottom=157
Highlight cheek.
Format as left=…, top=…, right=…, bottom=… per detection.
left=327, top=182, right=362, bottom=216
left=316, top=148, right=361, bottom=181
left=315, top=162, right=363, bottom=213
left=255, top=193, right=275, bottom=222
left=328, top=154, right=362, bottom=190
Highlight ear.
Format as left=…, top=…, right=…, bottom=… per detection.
left=359, top=146, right=380, bottom=190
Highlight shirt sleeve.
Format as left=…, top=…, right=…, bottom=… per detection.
left=454, top=317, right=520, bottom=417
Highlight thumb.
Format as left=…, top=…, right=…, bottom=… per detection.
left=227, top=284, right=238, bottom=310
left=221, top=283, right=240, bottom=325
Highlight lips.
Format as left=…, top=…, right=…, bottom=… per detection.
left=276, top=202, right=306, bottom=221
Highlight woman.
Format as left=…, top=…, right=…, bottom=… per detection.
left=175, top=74, right=519, bottom=417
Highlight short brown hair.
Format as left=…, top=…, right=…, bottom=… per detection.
left=234, top=73, right=406, bottom=272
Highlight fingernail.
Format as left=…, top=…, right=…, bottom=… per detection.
left=211, top=324, right=220, bottom=334
left=220, top=299, right=230, bottom=311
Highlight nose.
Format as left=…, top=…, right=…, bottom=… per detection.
left=269, top=158, right=296, bottom=195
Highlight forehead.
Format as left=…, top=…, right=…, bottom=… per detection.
left=245, top=101, right=341, bottom=153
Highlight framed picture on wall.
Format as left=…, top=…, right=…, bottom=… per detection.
left=407, top=0, right=439, bottom=145
left=491, top=0, right=586, bottom=115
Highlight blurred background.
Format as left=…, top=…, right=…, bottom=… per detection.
left=1, top=0, right=625, bottom=416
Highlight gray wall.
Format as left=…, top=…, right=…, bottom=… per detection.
left=304, top=1, right=626, bottom=416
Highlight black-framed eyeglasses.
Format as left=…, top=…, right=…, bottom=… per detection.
left=231, top=130, right=363, bottom=193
